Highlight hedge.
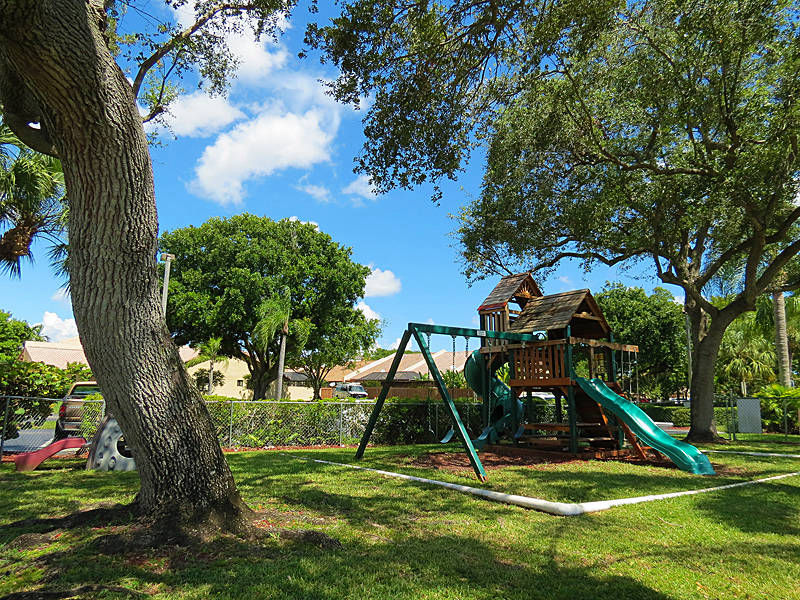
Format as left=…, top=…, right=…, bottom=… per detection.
left=636, top=404, right=737, bottom=428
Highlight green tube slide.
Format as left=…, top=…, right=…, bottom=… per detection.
left=575, top=377, right=715, bottom=475
left=463, top=350, right=520, bottom=448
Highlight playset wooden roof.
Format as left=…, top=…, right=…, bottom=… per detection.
left=478, top=272, right=543, bottom=312
left=508, top=289, right=610, bottom=338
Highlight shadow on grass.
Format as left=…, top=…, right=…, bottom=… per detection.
left=1, top=522, right=678, bottom=600
left=692, top=479, right=800, bottom=536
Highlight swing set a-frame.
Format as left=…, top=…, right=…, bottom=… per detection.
left=355, top=322, right=542, bottom=481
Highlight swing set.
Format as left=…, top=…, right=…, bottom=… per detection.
left=356, top=273, right=715, bottom=479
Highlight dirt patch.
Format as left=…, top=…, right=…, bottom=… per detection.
left=410, top=450, right=676, bottom=474
left=5, top=530, right=64, bottom=551
left=709, top=464, right=750, bottom=476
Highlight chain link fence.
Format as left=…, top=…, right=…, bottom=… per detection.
left=0, top=396, right=106, bottom=459
left=1, top=396, right=484, bottom=459
left=204, top=400, right=484, bottom=448
left=3, top=393, right=797, bottom=462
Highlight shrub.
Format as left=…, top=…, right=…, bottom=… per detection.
left=0, top=360, right=93, bottom=439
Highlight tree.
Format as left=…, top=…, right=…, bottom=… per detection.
left=755, top=293, right=800, bottom=388
left=0, top=309, right=43, bottom=360
left=0, top=1, right=295, bottom=536
left=293, top=317, right=380, bottom=399
left=0, top=121, right=66, bottom=276
left=193, top=368, right=225, bottom=393
left=160, top=214, right=377, bottom=401
left=716, top=314, right=775, bottom=396
left=196, top=337, right=228, bottom=395
left=311, top=0, right=800, bottom=442
left=595, top=284, right=687, bottom=401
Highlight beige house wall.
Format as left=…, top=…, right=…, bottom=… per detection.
left=187, top=357, right=253, bottom=399
left=187, top=357, right=315, bottom=401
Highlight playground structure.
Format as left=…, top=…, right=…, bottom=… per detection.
left=357, top=273, right=715, bottom=480
left=12, top=416, right=135, bottom=473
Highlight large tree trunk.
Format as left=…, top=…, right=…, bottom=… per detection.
left=250, top=366, right=274, bottom=400
left=773, top=291, right=792, bottom=387
left=685, top=305, right=728, bottom=443
left=0, top=1, right=250, bottom=534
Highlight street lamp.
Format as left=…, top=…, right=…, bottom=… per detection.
left=160, top=253, right=175, bottom=317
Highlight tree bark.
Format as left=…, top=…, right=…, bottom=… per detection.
left=0, top=1, right=250, bottom=534
left=684, top=302, right=729, bottom=443
left=773, top=291, right=792, bottom=388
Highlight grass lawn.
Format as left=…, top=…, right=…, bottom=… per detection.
left=2, top=441, right=800, bottom=600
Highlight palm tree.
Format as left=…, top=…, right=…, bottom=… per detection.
left=0, top=122, right=67, bottom=276
left=718, top=320, right=776, bottom=396
left=755, top=293, right=800, bottom=388
left=252, top=291, right=291, bottom=399
left=197, top=337, right=228, bottom=395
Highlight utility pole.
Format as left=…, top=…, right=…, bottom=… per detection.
left=160, top=253, right=175, bottom=317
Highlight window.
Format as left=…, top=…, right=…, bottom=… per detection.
left=237, top=380, right=244, bottom=387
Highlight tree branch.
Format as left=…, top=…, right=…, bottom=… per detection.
left=130, top=2, right=259, bottom=100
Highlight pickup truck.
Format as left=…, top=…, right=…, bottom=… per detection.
left=54, top=381, right=102, bottom=440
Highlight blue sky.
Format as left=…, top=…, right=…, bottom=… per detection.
left=0, top=2, right=675, bottom=352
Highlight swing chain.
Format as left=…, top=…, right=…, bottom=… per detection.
left=451, top=335, right=457, bottom=373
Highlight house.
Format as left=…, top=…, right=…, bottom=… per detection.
left=19, top=337, right=87, bottom=369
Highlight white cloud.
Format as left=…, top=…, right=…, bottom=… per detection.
left=342, top=174, right=376, bottom=202
left=39, top=311, right=78, bottom=342
left=365, top=267, right=401, bottom=297
left=296, top=182, right=332, bottom=203
left=288, top=216, right=320, bottom=230
left=227, top=36, right=289, bottom=85
left=190, top=108, right=336, bottom=204
left=51, top=289, right=70, bottom=303
left=557, top=275, right=572, bottom=285
left=160, top=91, right=245, bottom=138
left=173, top=5, right=288, bottom=86
left=673, top=295, right=685, bottom=305
left=388, top=337, right=402, bottom=350
left=357, top=301, right=380, bottom=321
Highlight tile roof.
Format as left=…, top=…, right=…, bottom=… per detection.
left=20, top=340, right=88, bottom=369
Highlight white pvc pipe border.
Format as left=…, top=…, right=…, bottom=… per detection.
left=288, top=455, right=800, bottom=516
left=702, top=449, right=800, bottom=459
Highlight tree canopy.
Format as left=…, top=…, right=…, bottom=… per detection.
left=0, top=308, right=43, bottom=360
left=160, top=214, right=379, bottom=399
left=0, top=121, right=66, bottom=276
left=312, top=0, right=800, bottom=440
left=595, top=284, right=687, bottom=401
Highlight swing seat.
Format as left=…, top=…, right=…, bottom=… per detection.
left=439, top=428, right=455, bottom=443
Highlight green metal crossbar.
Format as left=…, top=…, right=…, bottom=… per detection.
left=355, top=322, right=540, bottom=481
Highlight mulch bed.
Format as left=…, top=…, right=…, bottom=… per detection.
left=411, top=450, right=677, bottom=473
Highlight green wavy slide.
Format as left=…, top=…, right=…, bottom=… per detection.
left=576, top=377, right=715, bottom=475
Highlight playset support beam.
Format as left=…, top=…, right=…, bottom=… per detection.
left=355, top=323, right=544, bottom=480
left=410, top=328, right=487, bottom=481
left=355, top=328, right=412, bottom=460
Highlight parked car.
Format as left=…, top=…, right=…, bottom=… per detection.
left=332, top=382, right=369, bottom=399
left=54, top=381, right=102, bottom=440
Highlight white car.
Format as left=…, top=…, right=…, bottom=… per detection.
left=332, top=383, right=369, bottom=399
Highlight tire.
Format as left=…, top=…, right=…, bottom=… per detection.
left=86, top=416, right=136, bottom=472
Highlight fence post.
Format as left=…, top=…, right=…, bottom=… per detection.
left=339, top=403, right=343, bottom=446
left=228, top=401, right=234, bottom=448
left=0, top=397, right=10, bottom=460
left=435, top=404, right=439, bottom=439
left=784, top=397, right=788, bottom=441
